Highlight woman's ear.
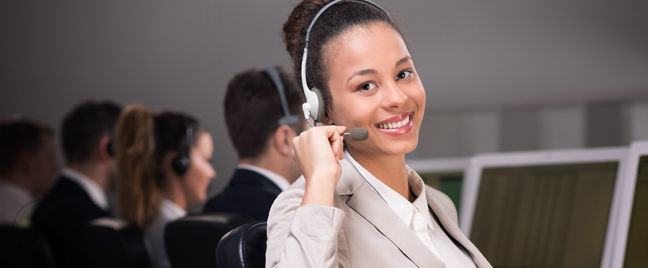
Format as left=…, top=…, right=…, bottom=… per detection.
left=322, top=110, right=334, bottom=125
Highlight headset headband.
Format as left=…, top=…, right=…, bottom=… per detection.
left=300, top=0, right=390, bottom=125
left=264, top=67, right=300, bottom=126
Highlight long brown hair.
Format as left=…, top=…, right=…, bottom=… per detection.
left=114, top=104, right=201, bottom=228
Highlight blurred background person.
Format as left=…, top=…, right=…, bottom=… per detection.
left=115, top=104, right=215, bottom=268
left=0, top=116, right=57, bottom=225
left=31, top=101, right=122, bottom=268
left=203, top=67, right=304, bottom=221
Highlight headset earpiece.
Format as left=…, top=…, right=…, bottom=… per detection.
left=171, top=115, right=193, bottom=176
left=106, top=140, right=115, bottom=158
left=310, top=87, right=326, bottom=123
left=172, top=154, right=190, bottom=175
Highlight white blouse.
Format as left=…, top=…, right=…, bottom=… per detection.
left=144, top=198, right=187, bottom=268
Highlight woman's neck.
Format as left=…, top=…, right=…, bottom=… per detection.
left=161, top=178, right=187, bottom=210
left=347, top=147, right=412, bottom=201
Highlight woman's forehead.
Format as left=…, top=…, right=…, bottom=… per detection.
left=325, top=22, right=409, bottom=77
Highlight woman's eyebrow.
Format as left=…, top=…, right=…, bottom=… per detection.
left=396, top=56, right=411, bottom=67
left=347, top=69, right=377, bottom=83
left=346, top=56, right=411, bottom=83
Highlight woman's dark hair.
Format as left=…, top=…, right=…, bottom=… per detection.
left=282, top=0, right=404, bottom=112
left=114, top=104, right=202, bottom=228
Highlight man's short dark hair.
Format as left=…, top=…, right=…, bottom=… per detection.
left=0, top=116, right=53, bottom=175
left=61, top=101, right=122, bottom=164
left=225, top=66, right=304, bottom=159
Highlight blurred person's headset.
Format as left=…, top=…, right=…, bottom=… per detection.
left=172, top=115, right=193, bottom=176
left=263, top=67, right=300, bottom=126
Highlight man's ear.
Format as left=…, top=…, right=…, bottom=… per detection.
left=97, top=135, right=113, bottom=161
left=273, top=125, right=294, bottom=156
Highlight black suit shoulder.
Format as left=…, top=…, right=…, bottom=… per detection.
left=203, top=169, right=283, bottom=221
left=31, top=175, right=110, bottom=268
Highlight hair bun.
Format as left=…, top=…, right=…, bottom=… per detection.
left=282, top=0, right=333, bottom=57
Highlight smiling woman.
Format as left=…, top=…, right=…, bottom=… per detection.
left=265, top=1, right=492, bottom=268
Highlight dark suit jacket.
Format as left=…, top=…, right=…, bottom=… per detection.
left=31, top=175, right=111, bottom=268
left=203, top=168, right=283, bottom=221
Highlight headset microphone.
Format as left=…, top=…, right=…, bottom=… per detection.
left=342, top=128, right=369, bottom=142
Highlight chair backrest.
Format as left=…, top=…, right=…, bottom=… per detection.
left=216, top=222, right=267, bottom=268
left=0, top=225, right=57, bottom=268
left=165, top=213, right=254, bottom=268
left=84, top=218, right=151, bottom=268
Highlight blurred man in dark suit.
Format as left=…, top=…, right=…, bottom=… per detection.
left=0, top=116, right=57, bottom=225
left=31, top=101, right=121, bottom=268
left=203, top=67, right=304, bottom=221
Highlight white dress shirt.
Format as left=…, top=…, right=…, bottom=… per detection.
left=237, top=164, right=291, bottom=191
left=61, top=168, right=109, bottom=211
left=145, top=198, right=187, bottom=268
left=0, top=180, right=33, bottom=225
left=345, top=151, right=476, bottom=268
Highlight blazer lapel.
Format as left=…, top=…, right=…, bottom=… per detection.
left=425, top=187, right=491, bottom=268
left=337, top=160, right=445, bottom=268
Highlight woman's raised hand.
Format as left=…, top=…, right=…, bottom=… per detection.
left=292, top=125, right=346, bottom=207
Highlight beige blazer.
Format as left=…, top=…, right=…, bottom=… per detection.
left=266, top=159, right=492, bottom=268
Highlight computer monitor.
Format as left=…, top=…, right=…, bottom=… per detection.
left=460, top=147, right=628, bottom=268
left=407, top=157, right=470, bottom=219
left=611, top=140, right=648, bottom=268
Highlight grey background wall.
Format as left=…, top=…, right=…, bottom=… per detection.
left=2, top=1, right=647, bottom=202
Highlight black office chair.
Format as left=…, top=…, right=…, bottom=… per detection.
left=164, top=213, right=255, bottom=268
left=0, top=225, right=57, bottom=268
left=84, top=218, right=151, bottom=268
left=216, top=221, right=267, bottom=268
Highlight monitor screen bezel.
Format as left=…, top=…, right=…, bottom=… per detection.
left=610, top=140, right=648, bottom=268
left=407, top=157, right=471, bottom=174
left=460, top=147, right=629, bottom=268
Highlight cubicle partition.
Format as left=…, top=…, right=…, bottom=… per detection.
left=611, top=140, right=648, bottom=268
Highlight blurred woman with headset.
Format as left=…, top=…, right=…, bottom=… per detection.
left=114, top=104, right=215, bottom=268
left=266, top=0, right=491, bottom=267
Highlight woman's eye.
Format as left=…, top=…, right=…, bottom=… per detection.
left=358, top=82, right=377, bottom=91
left=397, top=70, right=413, bottom=80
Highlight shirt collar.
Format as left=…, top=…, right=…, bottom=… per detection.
left=344, top=151, right=430, bottom=228
left=61, top=168, right=109, bottom=210
left=160, top=198, right=187, bottom=220
left=237, top=164, right=291, bottom=191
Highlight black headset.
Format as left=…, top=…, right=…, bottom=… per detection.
left=106, top=140, right=115, bottom=157
left=171, top=114, right=193, bottom=176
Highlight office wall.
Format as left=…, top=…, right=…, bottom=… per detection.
left=2, top=1, right=647, bottom=199
left=408, top=101, right=648, bottom=159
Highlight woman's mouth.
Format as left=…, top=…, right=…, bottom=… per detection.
left=375, top=112, right=413, bottom=136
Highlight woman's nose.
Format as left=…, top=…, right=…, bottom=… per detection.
left=382, top=81, right=408, bottom=109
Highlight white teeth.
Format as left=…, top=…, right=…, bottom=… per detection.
left=378, top=116, right=410, bottom=129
